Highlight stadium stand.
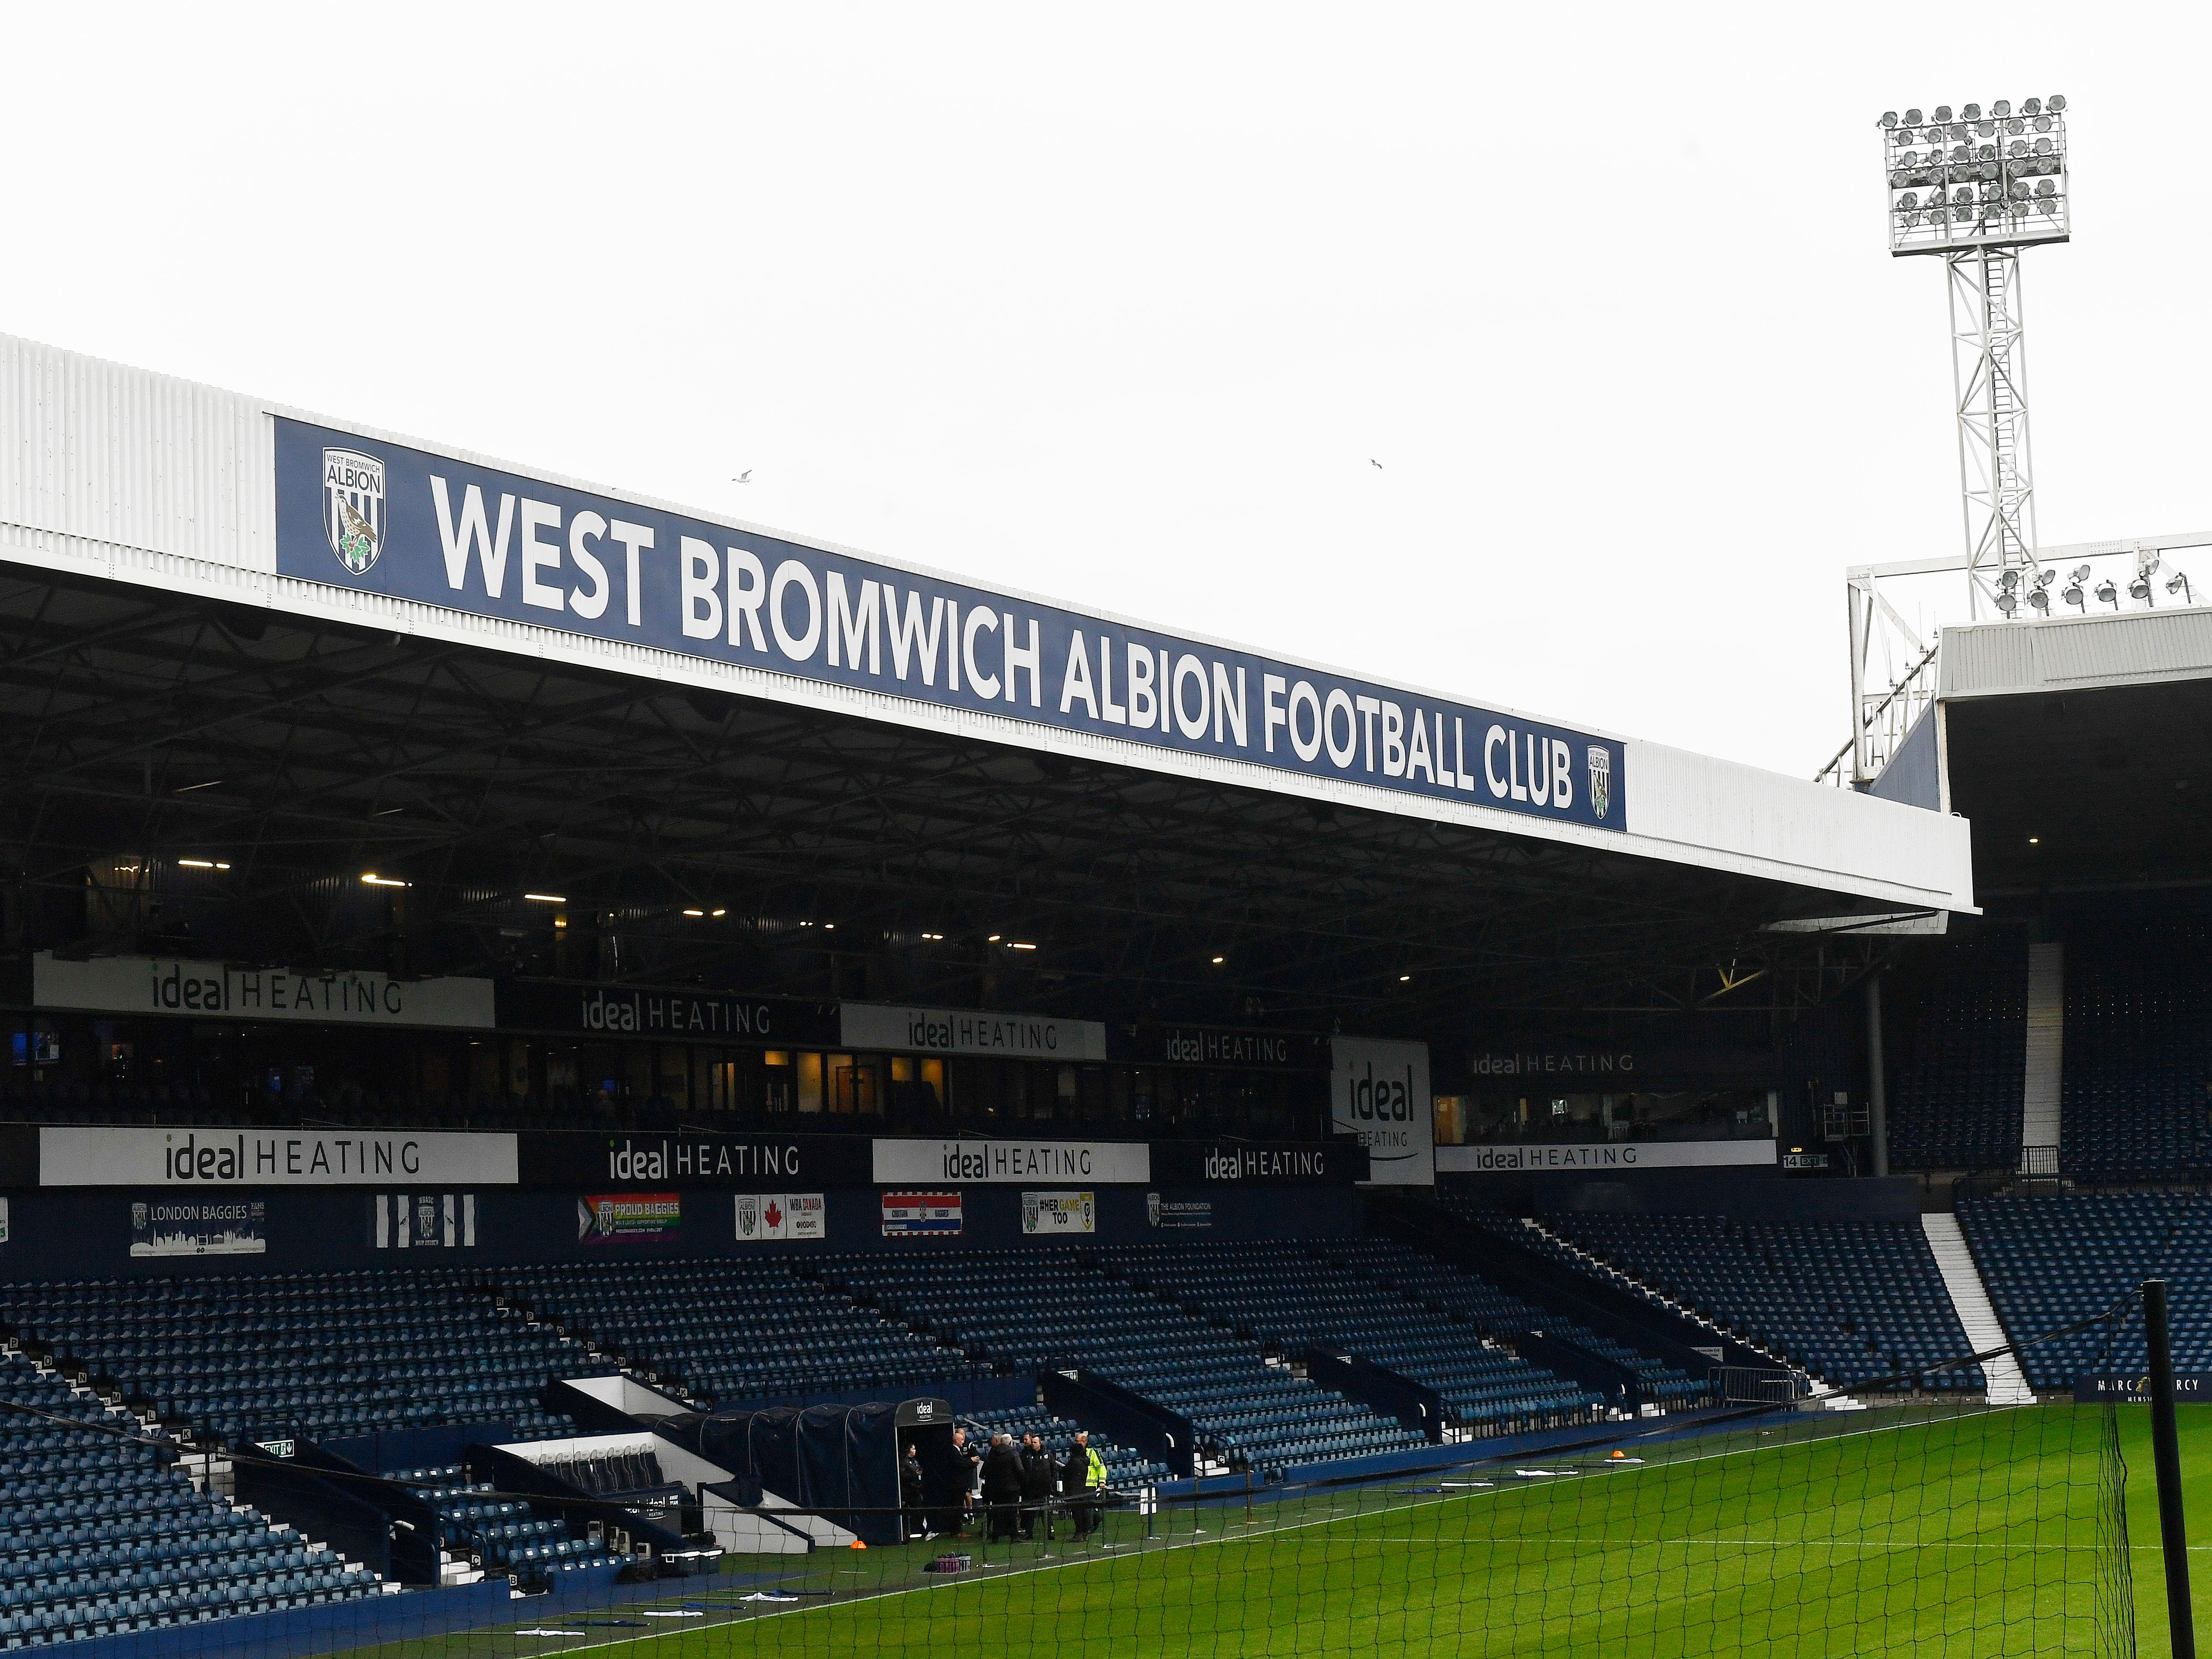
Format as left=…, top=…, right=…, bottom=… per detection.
left=1098, top=1240, right=1616, bottom=1428
left=1884, top=933, right=2028, bottom=1172
left=0, top=1270, right=606, bottom=1447
left=2059, top=914, right=2212, bottom=1177
left=819, top=1248, right=1428, bottom=1473
left=1956, top=1191, right=2211, bottom=1389
left=500, top=1259, right=989, bottom=1406
left=387, top=1467, right=614, bottom=1579
left=1320, top=1240, right=1711, bottom=1410
left=0, top=1352, right=380, bottom=1644
left=1467, top=1210, right=1980, bottom=1392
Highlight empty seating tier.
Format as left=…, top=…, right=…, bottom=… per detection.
left=501, top=1259, right=988, bottom=1407
left=0, top=1270, right=609, bottom=1447
left=1885, top=934, right=2029, bottom=1172
left=1488, top=1211, right=1980, bottom=1392
left=1956, top=1192, right=2210, bottom=1389
left=0, top=1353, right=377, bottom=1645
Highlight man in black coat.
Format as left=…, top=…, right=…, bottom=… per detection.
left=981, top=1433, right=1025, bottom=1541
left=1062, top=1430, right=1104, bottom=1541
left=1018, top=1432, right=1055, bottom=1541
left=945, top=1426, right=981, bottom=1538
left=900, top=1443, right=926, bottom=1539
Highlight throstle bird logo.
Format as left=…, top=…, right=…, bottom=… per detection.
left=1587, top=745, right=1613, bottom=822
left=321, top=448, right=386, bottom=574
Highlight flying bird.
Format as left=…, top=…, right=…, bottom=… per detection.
left=1370, top=459, right=1383, bottom=470
left=732, top=470, right=752, bottom=484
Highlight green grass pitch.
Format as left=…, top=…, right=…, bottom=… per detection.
left=348, top=1403, right=2212, bottom=1659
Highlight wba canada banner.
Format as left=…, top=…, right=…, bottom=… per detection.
left=733, top=1192, right=826, bottom=1242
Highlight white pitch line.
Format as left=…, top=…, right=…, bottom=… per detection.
left=490, top=1414, right=2096, bottom=1657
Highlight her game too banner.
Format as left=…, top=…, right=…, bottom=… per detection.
left=275, top=417, right=1625, bottom=831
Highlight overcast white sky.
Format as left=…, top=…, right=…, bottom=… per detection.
left=5, top=3, right=2206, bottom=776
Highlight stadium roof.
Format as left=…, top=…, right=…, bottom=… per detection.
left=1936, top=609, right=2212, bottom=898
left=0, top=334, right=1971, bottom=1032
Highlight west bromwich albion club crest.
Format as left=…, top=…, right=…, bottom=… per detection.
left=321, top=448, right=386, bottom=574
left=1587, top=745, right=1612, bottom=821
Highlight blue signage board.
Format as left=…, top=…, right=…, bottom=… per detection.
left=274, top=417, right=1626, bottom=831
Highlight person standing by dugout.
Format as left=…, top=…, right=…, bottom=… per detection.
left=1062, top=1429, right=1107, bottom=1541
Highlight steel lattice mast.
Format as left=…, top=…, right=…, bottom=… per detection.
left=1879, top=96, right=2069, bottom=621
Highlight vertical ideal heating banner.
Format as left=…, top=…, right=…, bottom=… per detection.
left=1329, top=1038, right=1435, bottom=1186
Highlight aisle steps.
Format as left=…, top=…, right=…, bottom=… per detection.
left=1921, top=1213, right=2036, bottom=1405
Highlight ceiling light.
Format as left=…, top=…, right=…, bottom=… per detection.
left=524, top=893, right=566, bottom=903
left=682, top=909, right=704, bottom=918
left=712, top=909, right=727, bottom=917
left=178, top=858, right=214, bottom=869
left=921, top=932, right=942, bottom=941
left=553, top=917, right=566, bottom=929
left=361, top=873, right=408, bottom=888
left=2028, top=836, right=2040, bottom=845
left=1212, top=956, right=1224, bottom=964
left=824, top=923, right=835, bottom=930
left=988, top=934, right=1000, bottom=942
left=1398, top=974, right=1412, bottom=982
left=216, top=862, right=230, bottom=870
left=1011, top=942, right=1037, bottom=951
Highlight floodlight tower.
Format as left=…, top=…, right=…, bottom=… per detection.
left=1877, top=96, right=2070, bottom=620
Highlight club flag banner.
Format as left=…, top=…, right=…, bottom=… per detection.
left=130, top=1198, right=265, bottom=1258
left=734, top=1192, right=826, bottom=1242
left=372, top=1193, right=478, bottom=1249
left=579, top=1192, right=681, bottom=1243
left=1329, top=1038, right=1435, bottom=1187
left=882, top=1191, right=962, bottom=1237
left=1021, top=1190, right=1096, bottom=1235
left=272, top=416, right=1626, bottom=834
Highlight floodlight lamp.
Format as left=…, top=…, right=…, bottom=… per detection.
left=1996, top=591, right=2018, bottom=616
left=2028, top=587, right=2050, bottom=614
left=2034, top=116, right=2053, bottom=133
left=2096, top=580, right=2119, bottom=609
left=2130, top=575, right=2154, bottom=603
left=2022, top=97, right=2041, bottom=116
left=2048, top=94, right=2066, bottom=112
left=1997, top=568, right=2020, bottom=592
left=1934, top=105, right=1953, bottom=121
left=2062, top=580, right=2085, bottom=610
left=1961, top=103, right=1981, bottom=120
left=1993, top=99, right=2012, bottom=117
left=2071, top=564, right=2092, bottom=583
left=2034, top=136, right=2054, bottom=155
left=1905, top=107, right=1923, bottom=124
left=2143, top=554, right=2163, bottom=577
left=2169, top=572, right=2193, bottom=604
left=1897, top=191, right=1919, bottom=210
left=1880, top=110, right=1900, bottom=128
